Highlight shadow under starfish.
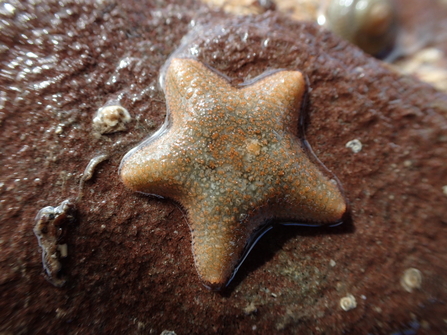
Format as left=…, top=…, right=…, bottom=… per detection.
left=221, top=213, right=354, bottom=295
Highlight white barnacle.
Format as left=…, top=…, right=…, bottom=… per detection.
left=400, top=268, right=422, bottom=292
left=345, top=139, right=363, bottom=153
left=93, top=104, right=131, bottom=134
left=340, top=293, right=357, bottom=311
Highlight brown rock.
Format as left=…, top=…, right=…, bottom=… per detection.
left=0, top=0, right=446, bottom=334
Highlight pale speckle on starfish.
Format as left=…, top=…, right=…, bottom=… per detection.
left=120, top=58, right=347, bottom=290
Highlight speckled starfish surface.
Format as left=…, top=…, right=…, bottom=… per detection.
left=120, top=58, right=347, bottom=290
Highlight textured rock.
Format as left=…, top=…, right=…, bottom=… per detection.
left=0, top=0, right=446, bottom=334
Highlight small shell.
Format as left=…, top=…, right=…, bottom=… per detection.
left=400, top=268, right=422, bottom=292
left=322, top=0, right=398, bottom=57
left=340, top=293, right=357, bottom=311
left=345, top=138, right=363, bottom=153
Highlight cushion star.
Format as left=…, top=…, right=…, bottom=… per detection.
left=119, top=58, right=347, bottom=290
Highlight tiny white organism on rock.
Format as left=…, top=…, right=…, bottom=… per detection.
left=345, top=139, right=363, bottom=153
left=340, top=294, right=357, bottom=311
left=57, top=244, right=68, bottom=257
left=93, top=104, right=131, bottom=134
left=401, top=268, right=422, bottom=292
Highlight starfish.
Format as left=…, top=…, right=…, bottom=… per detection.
left=120, top=58, right=347, bottom=290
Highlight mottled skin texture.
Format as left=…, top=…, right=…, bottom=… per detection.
left=120, top=58, right=347, bottom=289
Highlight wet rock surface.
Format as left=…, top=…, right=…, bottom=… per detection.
left=0, top=0, right=446, bottom=334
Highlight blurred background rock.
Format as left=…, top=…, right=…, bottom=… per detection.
left=201, top=0, right=447, bottom=92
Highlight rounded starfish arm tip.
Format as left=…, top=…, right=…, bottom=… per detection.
left=194, top=246, right=237, bottom=291
left=200, top=276, right=227, bottom=291
left=166, top=58, right=206, bottom=89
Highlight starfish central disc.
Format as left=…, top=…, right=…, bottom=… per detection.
left=120, top=58, right=347, bottom=290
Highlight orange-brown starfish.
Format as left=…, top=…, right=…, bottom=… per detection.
left=120, top=58, right=347, bottom=290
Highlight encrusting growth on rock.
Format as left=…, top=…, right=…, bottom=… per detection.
left=120, top=58, right=347, bottom=290
left=93, top=105, right=131, bottom=134
left=33, top=199, right=74, bottom=287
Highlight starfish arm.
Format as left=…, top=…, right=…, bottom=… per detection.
left=276, top=156, right=347, bottom=224
left=278, top=135, right=347, bottom=224
left=246, top=133, right=347, bottom=225
left=164, top=58, right=234, bottom=126
left=120, top=58, right=230, bottom=199
left=241, top=70, right=306, bottom=137
left=119, top=131, right=189, bottom=199
left=186, top=201, right=255, bottom=290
